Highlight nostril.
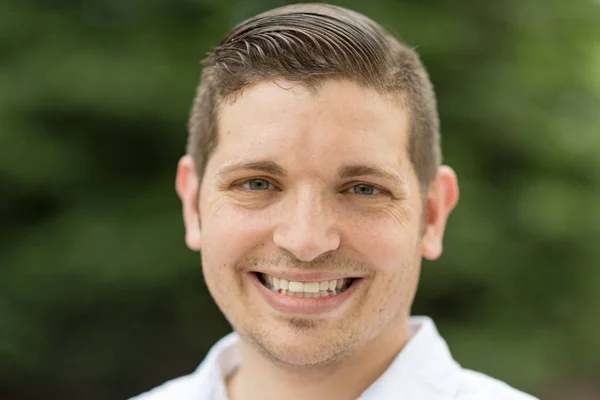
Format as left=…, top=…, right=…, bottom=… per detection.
left=272, top=220, right=340, bottom=262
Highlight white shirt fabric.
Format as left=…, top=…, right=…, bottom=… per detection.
left=131, top=316, right=538, bottom=400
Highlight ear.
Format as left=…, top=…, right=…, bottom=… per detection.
left=421, top=166, right=459, bottom=260
left=175, top=155, right=202, bottom=251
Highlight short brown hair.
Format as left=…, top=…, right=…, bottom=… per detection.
left=187, top=3, right=441, bottom=193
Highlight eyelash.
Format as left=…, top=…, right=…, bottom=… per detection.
left=346, top=184, right=383, bottom=196
left=239, top=178, right=278, bottom=191
left=234, top=178, right=389, bottom=197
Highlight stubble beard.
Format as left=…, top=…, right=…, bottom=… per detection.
left=240, top=308, right=365, bottom=371
left=204, top=248, right=417, bottom=372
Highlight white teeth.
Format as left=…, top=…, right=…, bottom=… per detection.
left=288, top=281, right=304, bottom=292
left=304, top=282, right=320, bottom=293
left=261, top=274, right=352, bottom=297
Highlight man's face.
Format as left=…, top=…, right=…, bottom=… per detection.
left=181, top=79, right=436, bottom=365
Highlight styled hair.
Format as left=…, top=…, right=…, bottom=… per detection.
left=187, top=3, right=441, bottom=193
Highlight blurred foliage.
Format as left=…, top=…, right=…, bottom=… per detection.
left=1, top=0, right=599, bottom=399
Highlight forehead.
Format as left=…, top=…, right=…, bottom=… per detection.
left=213, top=79, right=411, bottom=173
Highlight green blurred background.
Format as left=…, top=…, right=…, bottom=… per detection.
left=1, top=0, right=599, bottom=399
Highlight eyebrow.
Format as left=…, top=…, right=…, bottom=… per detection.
left=216, top=160, right=403, bottom=183
left=217, top=160, right=287, bottom=178
left=338, top=164, right=404, bottom=183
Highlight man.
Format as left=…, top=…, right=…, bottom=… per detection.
left=133, top=3, right=537, bottom=400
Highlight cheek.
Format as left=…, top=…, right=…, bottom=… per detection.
left=345, top=213, right=420, bottom=273
left=201, top=202, right=273, bottom=267
left=346, top=213, right=422, bottom=317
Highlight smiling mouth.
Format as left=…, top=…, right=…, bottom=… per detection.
left=256, top=272, right=355, bottom=298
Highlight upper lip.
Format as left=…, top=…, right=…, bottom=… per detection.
left=252, top=270, right=362, bottom=282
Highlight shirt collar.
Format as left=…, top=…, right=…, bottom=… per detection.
left=359, top=316, right=461, bottom=399
left=195, top=316, right=461, bottom=400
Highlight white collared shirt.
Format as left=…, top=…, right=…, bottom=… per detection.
left=131, top=316, right=538, bottom=400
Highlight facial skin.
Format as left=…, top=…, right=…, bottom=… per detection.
left=176, top=79, right=458, bottom=399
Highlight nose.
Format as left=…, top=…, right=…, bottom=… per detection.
left=272, top=190, right=341, bottom=262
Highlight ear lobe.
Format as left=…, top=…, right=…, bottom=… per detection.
left=175, top=155, right=203, bottom=251
left=421, top=166, right=459, bottom=260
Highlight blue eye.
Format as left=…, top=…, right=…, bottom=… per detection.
left=242, top=179, right=275, bottom=191
left=349, top=184, right=380, bottom=196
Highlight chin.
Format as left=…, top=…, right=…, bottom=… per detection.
left=264, top=341, right=344, bottom=366
left=249, top=320, right=354, bottom=366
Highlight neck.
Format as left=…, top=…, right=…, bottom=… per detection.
left=227, top=320, right=409, bottom=400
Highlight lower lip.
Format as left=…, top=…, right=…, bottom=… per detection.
left=250, top=273, right=362, bottom=315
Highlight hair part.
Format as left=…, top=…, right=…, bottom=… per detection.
left=187, top=3, right=441, bottom=195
